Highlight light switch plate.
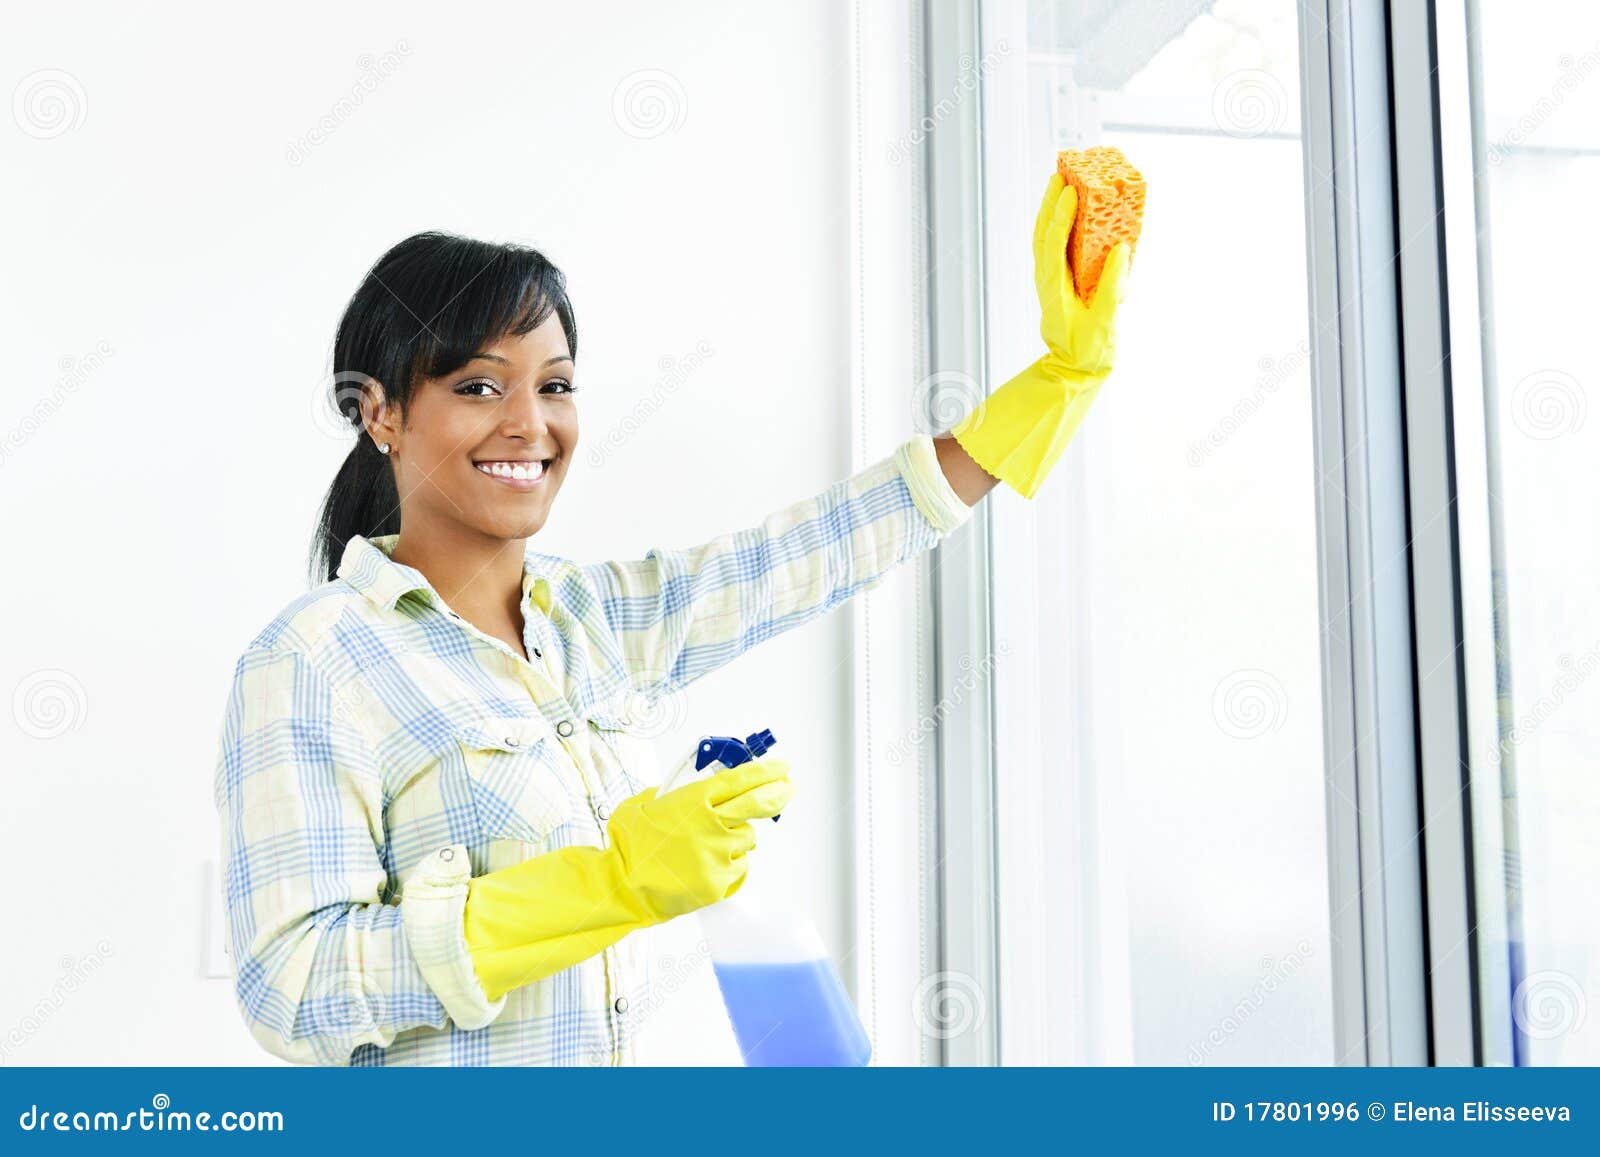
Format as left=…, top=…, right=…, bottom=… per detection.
left=202, top=859, right=231, bottom=980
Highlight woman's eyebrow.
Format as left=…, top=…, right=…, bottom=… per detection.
left=465, top=352, right=574, bottom=368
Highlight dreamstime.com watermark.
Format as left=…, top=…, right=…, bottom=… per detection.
left=286, top=41, right=413, bottom=166
left=587, top=341, right=715, bottom=469
left=1485, top=642, right=1600, bottom=764
left=885, top=641, right=1011, bottom=766
left=1485, top=41, right=1600, bottom=166
left=587, top=939, right=713, bottom=1064
left=1189, top=339, right=1311, bottom=467
left=0, top=342, right=115, bottom=471
left=0, top=941, right=114, bottom=1064
left=1187, top=938, right=1315, bottom=1065
left=16, top=1094, right=282, bottom=1134
left=887, top=41, right=1011, bottom=165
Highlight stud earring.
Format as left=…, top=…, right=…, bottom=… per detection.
left=378, top=442, right=391, bottom=455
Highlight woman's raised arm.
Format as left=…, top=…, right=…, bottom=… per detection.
left=580, top=433, right=975, bottom=697
left=580, top=164, right=1137, bottom=700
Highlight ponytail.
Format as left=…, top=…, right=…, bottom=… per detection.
left=310, top=432, right=401, bottom=586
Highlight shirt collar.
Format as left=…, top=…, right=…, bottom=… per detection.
left=337, top=533, right=556, bottom=616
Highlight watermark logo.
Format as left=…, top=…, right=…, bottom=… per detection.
left=1211, top=668, right=1288, bottom=740
left=12, top=69, right=87, bottom=140
left=313, top=369, right=382, bottom=441
left=1211, top=69, right=1288, bottom=139
left=1509, top=369, right=1586, bottom=440
left=912, top=969, right=987, bottom=1040
left=613, top=69, right=687, bottom=139
left=1512, top=969, right=1588, bottom=1041
left=12, top=668, right=88, bottom=740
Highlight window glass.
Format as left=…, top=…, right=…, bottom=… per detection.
left=1468, top=0, right=1600, bottom=1066
left=985, top=0, right=1334, bottom=1063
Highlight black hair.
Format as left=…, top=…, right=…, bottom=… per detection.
left=309, top=231, right=577, bottom=585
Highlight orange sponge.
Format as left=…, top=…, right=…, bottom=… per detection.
left=1055, top=146, right=1146, bottom=304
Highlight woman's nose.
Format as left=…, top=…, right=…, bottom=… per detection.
left=500, top=383, right=553, bottom=441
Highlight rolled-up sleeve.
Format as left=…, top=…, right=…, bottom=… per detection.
left=212, top=644, right=505, bottom=1065
left=582, top=433, right=974, bottom=694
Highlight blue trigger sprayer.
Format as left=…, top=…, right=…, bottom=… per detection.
left=655, top=727, right=872, bottom=1066
left=657, top=729, right=782, bottom=819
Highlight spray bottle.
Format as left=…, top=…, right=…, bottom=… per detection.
left=656, top=729, right=872, bottom=1066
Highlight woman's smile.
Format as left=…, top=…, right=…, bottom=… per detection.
left=472, top=456, right=556, bottom=490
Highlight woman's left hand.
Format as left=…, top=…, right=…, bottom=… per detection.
left=945, top=168, right=1138, bottom=501
left=1033, top=170, right=1133, bottom=380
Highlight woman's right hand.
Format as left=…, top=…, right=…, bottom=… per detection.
left=607, top=757, right=793, bottom=923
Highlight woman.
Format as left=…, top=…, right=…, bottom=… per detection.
left=211, top=170, right=1131, bottom=1066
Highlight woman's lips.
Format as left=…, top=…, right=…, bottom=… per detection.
left=473, top=458, right=552, bottom=491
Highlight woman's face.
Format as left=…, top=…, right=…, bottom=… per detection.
left=378, top=311, right=577, bottom=542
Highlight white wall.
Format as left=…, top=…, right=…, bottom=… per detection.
left=0, top=0, right=876, bottom=1065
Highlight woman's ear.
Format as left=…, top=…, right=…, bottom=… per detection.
left=359, top=377, right=399, bottom=451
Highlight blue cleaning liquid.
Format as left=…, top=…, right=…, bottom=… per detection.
left=712, top=958, right=873, bottom=1066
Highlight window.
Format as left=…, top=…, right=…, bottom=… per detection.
left=911, top=0, right=1595, bottom=1068
left=978, top=0, right=1333, bottom=1064
left=1464, top=0, right=1600, bottom=1066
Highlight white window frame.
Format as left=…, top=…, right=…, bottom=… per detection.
left=909, top=0, right=1504, bottom=1066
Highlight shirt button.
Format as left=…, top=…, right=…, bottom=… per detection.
left=556, top=720, right=574, bottom=738
left=504, top=736, right=520, bottom=748
left=613, top=996, right=629, bottom=1014
left=532, top=647, right=542, bottom=659
left=596, top=803, right=611, bottom=821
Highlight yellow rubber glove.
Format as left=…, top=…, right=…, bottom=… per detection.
left=462, top=758, right=793, bottom=1001
left=948, top=170, right=1134, bottom=499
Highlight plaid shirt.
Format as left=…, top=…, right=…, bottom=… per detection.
left=212, top=434, right=972, bottom=1066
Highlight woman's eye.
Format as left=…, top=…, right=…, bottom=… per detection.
left=456, top=377, right=576, bottom=397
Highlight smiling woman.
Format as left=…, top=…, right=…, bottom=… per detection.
left=305, top=232, right=585, bottom=662
left=212, top=176, right=1131, bottom=1066
left=310, top=231, right=579, bottom=590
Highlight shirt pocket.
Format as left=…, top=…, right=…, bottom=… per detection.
left=585, top=696, right=656, bottom=803
left=452, top=714, right=573, bottom=846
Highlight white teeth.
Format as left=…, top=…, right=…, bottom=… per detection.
left=476, top=460, right=546, bottom=481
